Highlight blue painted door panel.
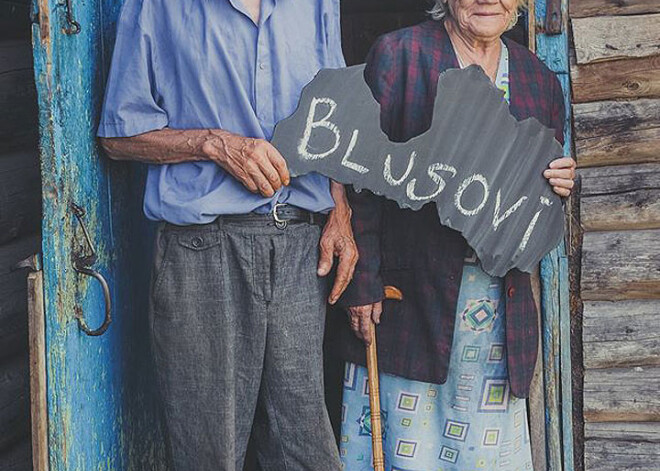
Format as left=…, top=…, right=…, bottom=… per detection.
left=31, top=0, right=167, bottom=469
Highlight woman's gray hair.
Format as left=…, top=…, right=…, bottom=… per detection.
left=429, top=0, right=526, bottom=29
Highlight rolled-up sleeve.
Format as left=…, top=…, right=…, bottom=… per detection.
left=97, top=0, right=168, bottom=138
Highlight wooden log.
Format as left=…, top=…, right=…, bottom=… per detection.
left=585, top=421, right=660, bottom=442
left=583, top=300, right=660, bottom=368
left=578, top=164, right=660, bottom=231
left=573, top=99, right=660, bottom=167
left=584, top=422, right=660, bottom=471
left=581, top=230, right=660, bottom=300
left=570, top=0, right=660, bottom=18
left=0, top=150, right=41, bottom=245
left=572, top=14, right=660, bottom=65
left=571, top=55, right=660, bottom=103
left=0, top=40, right=38, bottom=153
left=583, top=366, right=660, bottom=422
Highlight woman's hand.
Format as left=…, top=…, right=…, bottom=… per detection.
left=543, top=157, right=576, bottom=197
left=348, top=302, right=383, bottom=345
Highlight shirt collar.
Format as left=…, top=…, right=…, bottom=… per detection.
left=227, top=0, right=277, bottom=26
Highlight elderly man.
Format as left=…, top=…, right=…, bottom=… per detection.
left=97, top=1, right=353, bottom=470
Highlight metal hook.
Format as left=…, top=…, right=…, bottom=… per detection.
left=63, top=0, right=81, bottom=35
left=70, top=203, right=112, bottom=336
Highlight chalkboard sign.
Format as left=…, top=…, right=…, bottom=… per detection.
left=271, top=65, right=564, bottom=277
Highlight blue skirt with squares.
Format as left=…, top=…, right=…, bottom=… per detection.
left=340, top=251, right=534, bottom=471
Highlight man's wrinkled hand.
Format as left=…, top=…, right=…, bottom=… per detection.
left=202, top=133, right=290, bottom=197
left=317, top=202, right=358, bottom=305
left=348, top=302, right=383, bottom=345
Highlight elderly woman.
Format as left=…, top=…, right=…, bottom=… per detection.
left=336, top=0, right=576, bottom=469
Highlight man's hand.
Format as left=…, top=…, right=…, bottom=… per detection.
left=318, top=182, right=358, bottom=304
left=202, top=133, right=290, bottom=197
left=348, top=302, right=383, bottom=345
left=543, top=157, right=576, bottom=197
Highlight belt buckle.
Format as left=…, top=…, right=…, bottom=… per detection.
left=272, top=203, right=288, bottom=229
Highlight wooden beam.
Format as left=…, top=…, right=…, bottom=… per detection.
left=27, top=270, right=48, bottom=471
left=578, top=164, right=660, bottom=231
left=583, top=300, right=660, bottom=368
left=573, top=98, right=660, bottom=167
left=570, top=0, right=660, bottom=18
left=584, top=366, right=660, bottom=422
left=581, top=229, right=660, bottom=300
left=571, top=55, right=660, bottom=103
left=572, top=14, right=660, bottom=65
left=584, top=422, right=660, bottom=471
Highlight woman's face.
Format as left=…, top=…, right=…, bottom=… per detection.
left=447, top=0, right=519, bottom=41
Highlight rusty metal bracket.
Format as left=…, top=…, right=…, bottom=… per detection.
left=544, top=0, right=563, bottom=35
left=70, top=203, right=112, bottom=336
left=63, top=0, right=81, bottom=34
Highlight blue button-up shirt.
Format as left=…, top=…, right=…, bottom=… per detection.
left=98, top=0, right=345, bottom=224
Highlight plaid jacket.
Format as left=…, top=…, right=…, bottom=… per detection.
left=335, top=20, right=565, bottom=398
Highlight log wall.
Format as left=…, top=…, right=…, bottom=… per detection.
left=570, top=1, right=660, bottom=469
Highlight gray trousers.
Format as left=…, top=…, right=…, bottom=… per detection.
left=148, top=217, right=341, bottom=471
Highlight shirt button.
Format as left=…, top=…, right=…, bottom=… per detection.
left=191, top=236, right=204, bottom=248
left=258, top=62, right=265, bottom=70
left=507, top=287, right=516, bottom=298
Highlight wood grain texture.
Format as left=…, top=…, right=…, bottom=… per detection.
left=571, top=55, right=660, bottom=103
left=0, top=150, right=41, bottom=245
left=27, top=271, right=48, bottom=471
left=584, top=366, right=660, bottom=421
left=570, top=0, right=660, bottom=18
left=578, top=163, right=660, bottom=231
left=583, top=300, right=660, bottom=368
left=572, top=14, right=660, bottom=65
left=581, top=230, right=660, bottom=300
left=573, top=99, right=660, bottom=167
left=584, top=422, right=660, bottom=471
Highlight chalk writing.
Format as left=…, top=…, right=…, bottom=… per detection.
left=272, top=64, right=564, bottom=276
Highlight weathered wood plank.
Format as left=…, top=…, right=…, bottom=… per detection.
left=584, top=366, right=660, bottom=421
left=585, top=421, right=660, bottom=442
left=0, top=40, right=38, bottom=152
left=528, top=268, right=548, bottom=471
left=579, top=164, right=660, bottom=231
left=573, top=99, right=660, bottom=167
left=585, top=437, right=660, bottom=471
left=581, top=230, right=660, bottom=300
left=572, top=14, right=660, bottom=65
left=0, top=150, right=41, bottom=245
left=28, top=271, right=48, bottom=471
left=583, top=300, right=660, bottom=368
left=571, top=55, right=660, bottom=103
left=579, top=163, right=660, bottom=196
left=570, top=0, right=660, bottom=18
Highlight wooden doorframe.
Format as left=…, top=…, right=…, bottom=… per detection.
left=533, top=1, right=577, bottom=471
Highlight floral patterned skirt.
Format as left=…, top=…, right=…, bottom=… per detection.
left=340, top=252, right=534, bottom=471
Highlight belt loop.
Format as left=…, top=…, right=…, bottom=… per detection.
left=214, top=214, right=225, bottom=231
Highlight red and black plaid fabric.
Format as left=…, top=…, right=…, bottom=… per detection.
left=335, top=20, right=565, bottom=398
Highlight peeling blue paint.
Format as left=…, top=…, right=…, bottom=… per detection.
left=31, top=0, right=167, bottom=469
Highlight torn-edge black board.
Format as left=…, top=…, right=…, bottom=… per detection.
left=271, top=64, right=564, bottom=277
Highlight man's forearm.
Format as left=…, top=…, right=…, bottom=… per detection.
left=99, top=128, right=233, bottom=164
left=99, top=127, right=290, bottom=197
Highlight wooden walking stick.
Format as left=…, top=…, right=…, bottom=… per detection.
left=367, top=285, right=403, bottom=471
